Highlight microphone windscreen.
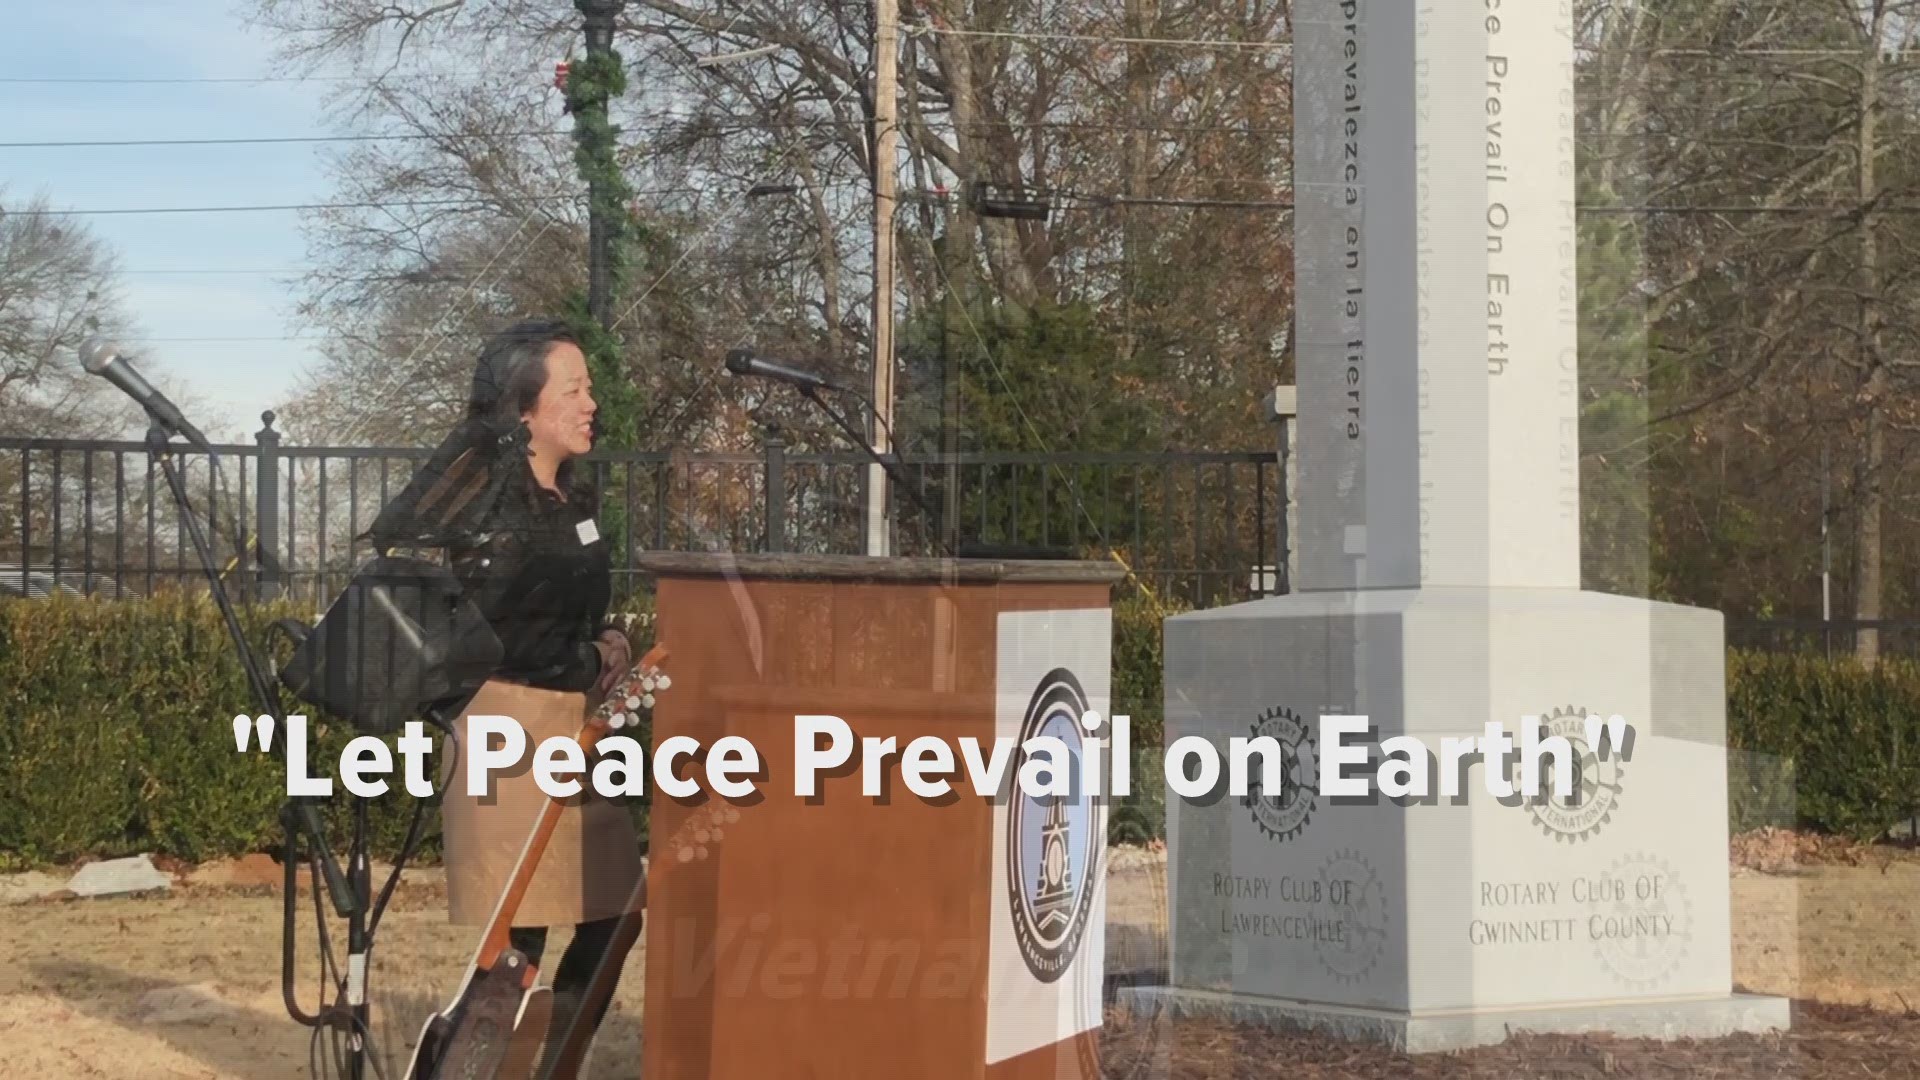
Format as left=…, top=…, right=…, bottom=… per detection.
left=724, top=349, right=753, bottom=375
left=78, top=336, right=120, bottom=374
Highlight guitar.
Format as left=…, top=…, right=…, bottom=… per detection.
left=401, top=643, right=735, bottom=1080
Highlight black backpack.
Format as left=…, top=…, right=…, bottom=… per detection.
left=276, top=553, right=502, bottom=736
left=275, top=418, right=526, bottom=735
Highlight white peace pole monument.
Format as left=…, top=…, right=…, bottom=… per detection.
left=1120, top=0, right=1792, bottom=1052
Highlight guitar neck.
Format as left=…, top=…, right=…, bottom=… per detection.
left=469, top=645, right=669, bottom=974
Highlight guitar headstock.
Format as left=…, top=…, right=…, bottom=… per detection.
left=594, top=643, right=670, bottom=733
left=589, top=641, right=745, bottom=869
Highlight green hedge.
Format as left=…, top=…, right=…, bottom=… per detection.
left=1109, top=588, right=1175, bottom=843
left=0, top=593, right=433, bottom=871
left=7, top=592, right=1915, bottom=870
left=1727, top=648, right=1920, bottom=841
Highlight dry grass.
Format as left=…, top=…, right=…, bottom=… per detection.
left=1, top=835, right=1917, bottom=1078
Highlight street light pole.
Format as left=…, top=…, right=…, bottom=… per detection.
left=576, top=0, right=625, bottom=330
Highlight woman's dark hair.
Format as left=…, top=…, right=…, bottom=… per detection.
left=469, top=317, right=599, bottom=512
left=357, top=318, right=600, bottom=546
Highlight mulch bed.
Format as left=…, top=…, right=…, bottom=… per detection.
left=1099, top=1001, right=1920, bottom=1078
left=1730, top=827, right=1920, bottom=875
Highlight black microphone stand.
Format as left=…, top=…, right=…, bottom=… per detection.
left=794, top=383, right=961, bottom=559
left=790, top=382, right=1074, bottom=562
left=140, top=415, right=382, bottom=1080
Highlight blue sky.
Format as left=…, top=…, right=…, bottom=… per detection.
left=1, top=0, right=338, bottom=443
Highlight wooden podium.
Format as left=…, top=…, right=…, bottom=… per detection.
left=632, top=553, right=1126, bottom=1080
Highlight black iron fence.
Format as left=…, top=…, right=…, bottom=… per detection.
left=0, top=415, right=1291, bottom=613
left=1726, top=618, right=1920, bottom=660
left=15, top=419, right=1920, bottom=657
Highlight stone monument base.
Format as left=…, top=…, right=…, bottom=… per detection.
left=1159, top=586, right=1785, bottom=1050
left=1114, top=985, right=1792, bottom=1054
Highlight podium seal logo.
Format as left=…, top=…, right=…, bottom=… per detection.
left=1007, top=667, right=1104, bottom=984
left=1515, top=705, right=1624, bottom=843
left=1244, top=705, right=1318, bottom=843
left=1315, top=848, right=1389, bottom=985
left=1590, top=851, right=1692, bottom=992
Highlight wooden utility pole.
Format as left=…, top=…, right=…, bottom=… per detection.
left=866, top=0, right=898, bottom=556
left=1851, top=9, right=1888, bottom=668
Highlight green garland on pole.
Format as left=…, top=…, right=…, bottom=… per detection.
left=562, top=25, right=647, bottom=452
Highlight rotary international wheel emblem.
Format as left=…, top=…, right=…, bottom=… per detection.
left=1244, top=705, right=1318, bottom=843
left=1513, top=705, right=1623, bottom=843
left=1314, top=848, right=1388, bottom=984
left=1591, top=851, right=1692, bottom=992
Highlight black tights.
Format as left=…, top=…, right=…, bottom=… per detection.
left=507, top=914, right=640, bottom=1079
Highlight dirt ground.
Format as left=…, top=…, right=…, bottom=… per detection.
left=3, top=835, right=1918, bottom=1079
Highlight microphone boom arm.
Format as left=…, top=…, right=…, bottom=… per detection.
left=139, top=422, right=357, bottom=917
left=795, top=383, right=958, bottom=559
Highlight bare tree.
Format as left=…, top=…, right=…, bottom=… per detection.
left=245, top=0, right=1298, bottom=446
left=1575, top=0, right=1920, bottom=655
left=0, top=188, right=137, bottom=439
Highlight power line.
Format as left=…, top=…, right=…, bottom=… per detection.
left=962, top=118, right=1287, bottom=135
left=3, top=197, right=572, bottom=216
left=909, top=25, right=1290, bottom=50
left=1583, top=203, right=1920, bottom=215
left=0, top=117, right=1287, bottom=148
left=116, top=267, right=543, bottom=276
left=1067, top=193, right=1291, bottom=210
left=0, top=74, right=366, bottom=84
left=116, top=268, right=401, bottom=276
left=122, top=329, right=550, bottom=343
left=1052, top=199, right=1920, bottom=215
left=0, top=115, right=1290, bottom=148
left=1649, top=48, right=1892, bottom=58
left=31, top=191, right=1892, bottom=222
left=1, top=189, right=727, bottom=216
left=124, top=336, right=342, bottom=343
left=0, top=131, right=561, bottom=149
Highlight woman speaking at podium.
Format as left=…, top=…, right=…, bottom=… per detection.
left=408, top=318, right=644, bottom=1080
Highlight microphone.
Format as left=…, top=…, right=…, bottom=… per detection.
left=78, top=337, right=212, bottom=452
left=725, top=345, right=960, bottom=557
left=724, top=348, right=845, bottom=393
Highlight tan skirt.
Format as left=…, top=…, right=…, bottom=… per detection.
left=440, top=678, right=646, bottom=928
